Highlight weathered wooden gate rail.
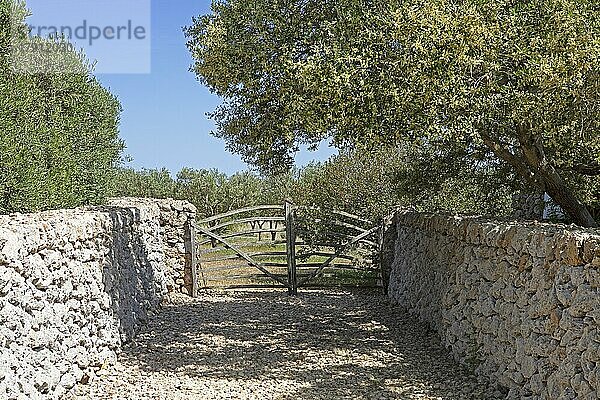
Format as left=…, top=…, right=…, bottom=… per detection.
left=191, top=201, right=386, bottom=296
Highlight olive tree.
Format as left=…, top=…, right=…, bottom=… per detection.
left=0, top=0, right=123, bottom=213
left=175, top=168, right=264, bottom=218
left=187, top=0, right=600, bottom=227
left=290, top=146, right=521, bottom=220
left=111, top=168, right=176, bottom=199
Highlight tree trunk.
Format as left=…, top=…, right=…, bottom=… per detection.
left=537, top=166, right=598, bottom=228
left=516, top=128, right=598, bottom=229
left=478, top=129, right=598, bottom=228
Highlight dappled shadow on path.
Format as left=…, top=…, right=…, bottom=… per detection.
left=103, top=289, right=503, bottom=400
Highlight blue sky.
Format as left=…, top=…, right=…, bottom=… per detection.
left=25, top=0, right=336, bottom=175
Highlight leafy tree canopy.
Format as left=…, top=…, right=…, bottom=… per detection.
left=112, top=167, right=274, bottom=219
left=0, top=0, right=123, bottom=213
left=292, top=146, right=522, bottom=221
left=187, top=0, right=600, bottom=226
left=176, top=168, right=265, bottom=217
left=111, top=168, right=176, bottom=199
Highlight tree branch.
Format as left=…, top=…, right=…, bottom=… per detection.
left=514, top=124, right=547, bottom=170
left=511, top=124, right=598, bottom=227
left=477, top=130, right=540, bottom=188
left=554, top=163, right=600, bottom=176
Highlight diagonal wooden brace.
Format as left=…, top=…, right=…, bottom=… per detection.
left=297, top=225, right=381, bottom=286
left=194, top=224, right=290, bottom=288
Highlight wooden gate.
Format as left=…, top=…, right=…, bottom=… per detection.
left=191, top=201, right=385, bottom=296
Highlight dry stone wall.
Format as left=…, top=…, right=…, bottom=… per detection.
left=0, top=198, right=196, bottom=400
left=511, top=192, right=545, bottom=221
left=388, top=211, right=600, bottom=399
left=109, top=198, right=197, bottom=295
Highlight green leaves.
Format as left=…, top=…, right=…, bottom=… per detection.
left=0, top=0, right=122, bottom=213
left=187, top=0, right=599, bottom=225
left=112, top=167, right=281, bottom=219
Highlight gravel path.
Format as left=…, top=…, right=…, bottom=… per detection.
left=72, top=289, right=504, bottom=400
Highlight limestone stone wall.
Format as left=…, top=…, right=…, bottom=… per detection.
left=511, top=192, right=545, bottom=221
left=388, top=211, right=599, bottom=399
left=109, top=198, right=197, bottom=295
left=0, top=198, right=195, bottom=400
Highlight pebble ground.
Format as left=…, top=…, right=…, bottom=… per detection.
left=72, top=289, right=505, bottom=400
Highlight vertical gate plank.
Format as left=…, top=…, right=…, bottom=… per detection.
left=190, top=222, right=199, bottom=298
left=285, top=200, right=298, bottom=295
left=377, top=220, right=386, bottom=294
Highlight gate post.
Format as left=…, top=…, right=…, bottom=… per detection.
left=189, top=222, right=199, bottom=298
left=377, top=220, right=385, bottom=294
left=285, top=200, right=298, bottom=295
